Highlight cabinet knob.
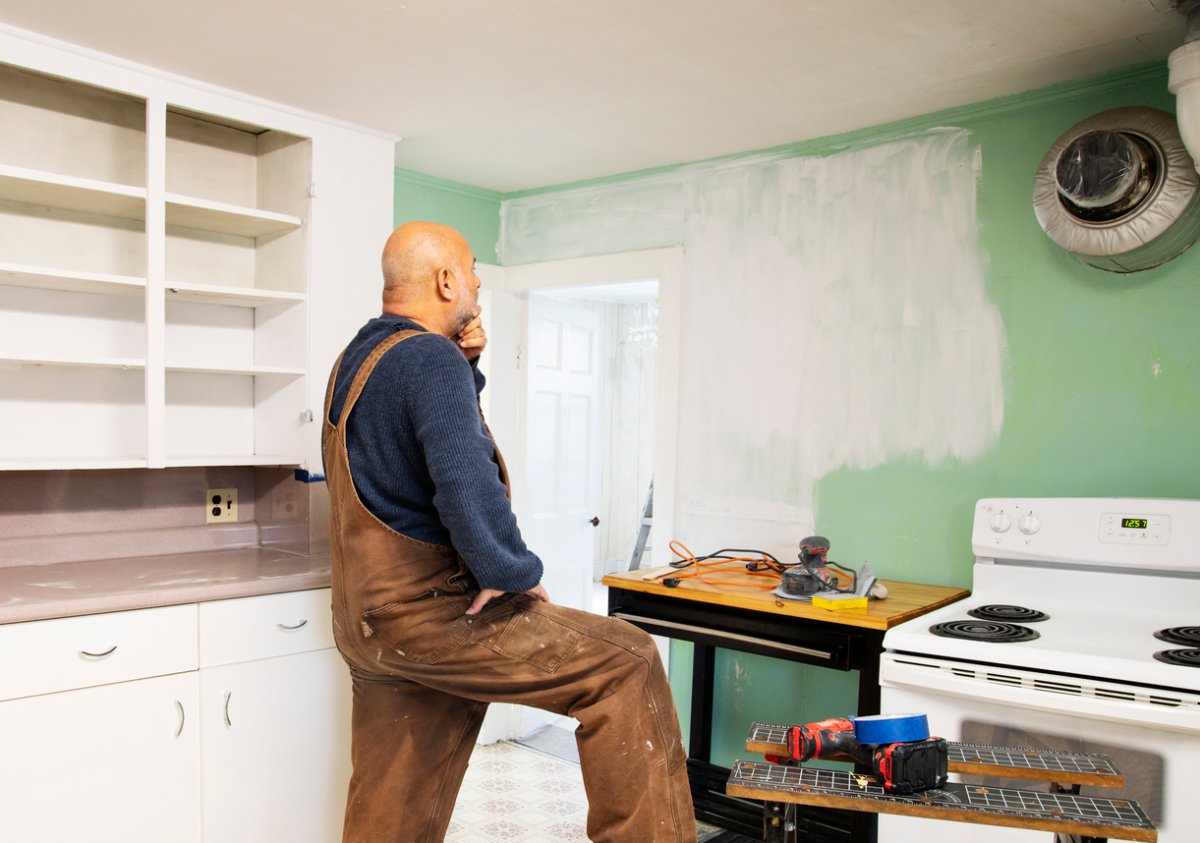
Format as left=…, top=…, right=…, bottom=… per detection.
left=590, top=516, right=600, bottom=527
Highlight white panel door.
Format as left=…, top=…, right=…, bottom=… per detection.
left=200, top=648, right=352, bottom=843
left=524, top=295, right=601, bottom=614
left=0, top=672, right=200, bottom=843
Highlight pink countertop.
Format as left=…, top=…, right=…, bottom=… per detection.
left=0, top=548, right=331, bottom=624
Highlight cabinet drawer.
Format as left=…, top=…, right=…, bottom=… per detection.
left=0, top=604, right=198, bottom=702
left=199, top=588, right=334, bottom=667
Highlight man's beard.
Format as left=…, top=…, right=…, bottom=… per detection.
left=451, top=301, right=475, bottom=336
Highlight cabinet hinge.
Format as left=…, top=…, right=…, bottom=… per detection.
left=308, top=183, right=318, bottom=198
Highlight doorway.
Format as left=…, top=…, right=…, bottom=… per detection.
left=529, top=281, right=659, bottom=593
left=474, top=247, right=683, bottom=744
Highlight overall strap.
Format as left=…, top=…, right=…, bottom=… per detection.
left=331, top=329, right=424, bottom=430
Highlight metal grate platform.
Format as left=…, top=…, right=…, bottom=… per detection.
left=727, top=759, right=1156, bottom=841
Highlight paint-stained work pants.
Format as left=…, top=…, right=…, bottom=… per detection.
left=324, top=331, right=695, bottom=843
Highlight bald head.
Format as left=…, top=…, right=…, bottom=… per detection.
left=380, top=221, right=481, bottom=336
left=382, top=221, right=469, bottom=291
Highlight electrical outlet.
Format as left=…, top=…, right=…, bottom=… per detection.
left=207, top=488, right=238, bottom=524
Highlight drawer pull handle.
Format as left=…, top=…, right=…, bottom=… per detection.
left=80, top=645, right=117, bottom=658
left=223, top=691, right=232, bottom=727
left=175, top=700, right=186, bottom=737
left=277, top=619, right=308, bottom=631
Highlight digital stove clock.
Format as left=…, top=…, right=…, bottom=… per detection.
left=1099, top=511, right=1169, bottom=546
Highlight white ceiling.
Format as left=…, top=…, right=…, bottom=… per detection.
left=0, top=0, right=1189, bottom=193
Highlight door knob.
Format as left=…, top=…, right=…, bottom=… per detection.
left=590, top=516, right=600, bottom=526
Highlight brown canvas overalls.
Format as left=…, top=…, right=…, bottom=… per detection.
left=323, top=330, right=695, bottom=843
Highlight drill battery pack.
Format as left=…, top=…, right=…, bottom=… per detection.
left=870, top=737, right=949, bottom=795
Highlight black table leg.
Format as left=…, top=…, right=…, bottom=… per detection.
left=690, top=641, right=716, bottom=761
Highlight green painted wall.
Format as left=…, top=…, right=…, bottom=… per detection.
left=814, top=66, right=1199, bottom=592
left=393, top=168, right=503, bottom=263
left=706, top=66, right=1200, bottom=767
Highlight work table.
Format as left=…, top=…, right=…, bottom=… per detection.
left=602, top=565, right=968, bottom=631
left=602, top=564, right=969, bottom=842
left=0, top=548, right=331, bottom=625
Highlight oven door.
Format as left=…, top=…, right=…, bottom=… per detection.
left=878, top=652, right=1198, bottom=843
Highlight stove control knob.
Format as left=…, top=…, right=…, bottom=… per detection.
left=989, top=512, right=1012, bottom=533
left=1018, top=514, right=1041, bottom=535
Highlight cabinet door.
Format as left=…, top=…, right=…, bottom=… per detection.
left=201, top=648, right=351, bottom=843
left=0, top=672, right=200, bottom=843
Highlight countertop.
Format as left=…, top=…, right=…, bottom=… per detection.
left=0, top=547, right=332, bottom=624
left=602, top=565, right=969, bottom=632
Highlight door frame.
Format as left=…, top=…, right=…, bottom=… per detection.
left=485, top=247, right=682, bottom=568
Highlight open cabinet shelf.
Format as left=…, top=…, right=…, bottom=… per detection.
left=0, top=163, right=146, bottom=220
left=165, top=193, right=302, bottom=238
left=165, top=282, right=304, bottom=308
left=0, top=59, right=312, bottom=471
left=0, top=353, right=146, bottom=370
left=0, top=262, right=146, bottom=296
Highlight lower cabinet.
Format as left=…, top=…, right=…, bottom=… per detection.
left=201, top=648, right=352, bottom=843
left=0, top=672, right=201, bottom=843
left=0, top=588, right=352, bottom=843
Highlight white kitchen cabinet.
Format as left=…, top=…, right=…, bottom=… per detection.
left=198, top=588, right=351, bottom=843
left=0, top=27, right=396, bottom=472
left=200, top=648, right=351, bottom=843
left=0, top=58, right=308, bottom=470
left=0, top=667, right=201, bottom=843
left=0, top=587, right=351, bottom=842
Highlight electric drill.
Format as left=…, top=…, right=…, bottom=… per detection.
left=784, top=717, right=949, bottom=795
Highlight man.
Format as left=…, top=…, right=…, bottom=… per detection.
left=323, top=221, right=695, bottom=843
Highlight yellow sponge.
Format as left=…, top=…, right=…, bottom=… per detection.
left=812, top=593, right=868, bottom=611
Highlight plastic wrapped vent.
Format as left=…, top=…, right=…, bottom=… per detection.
left=1033, top=107, right=1200, bottom=273
left=1054, top=131, right=1156, bottom=221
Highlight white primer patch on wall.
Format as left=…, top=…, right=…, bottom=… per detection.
left=501, top=129, right=1006, bottom=557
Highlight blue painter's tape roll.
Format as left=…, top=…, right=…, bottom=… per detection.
left=852, top=713, right=930, bottom=744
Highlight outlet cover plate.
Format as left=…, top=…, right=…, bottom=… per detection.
left=207, top=488, right=238, bottom=524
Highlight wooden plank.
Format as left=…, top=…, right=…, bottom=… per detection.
left=602, top=566, right=968, bottom=631
left=727, top=760, right=1155, bottom=842
left=745, top=722, right=1124, bottom=787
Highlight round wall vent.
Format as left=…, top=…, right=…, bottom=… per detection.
left=1033, top=107, right=1200, bottom=273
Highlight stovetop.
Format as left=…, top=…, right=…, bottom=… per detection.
left=885, top=563, right=1200, bottom=690
left=883, top=497, right=1200, bottom=692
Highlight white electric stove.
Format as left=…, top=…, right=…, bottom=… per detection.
left=879, top=497, right=1200, bottom=842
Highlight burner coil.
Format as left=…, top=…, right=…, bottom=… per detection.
left=929, top=620, right=1040, bottom=643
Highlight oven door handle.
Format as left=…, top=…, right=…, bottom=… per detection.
left=611, top=612, right=834, bottom=661
left=881, top=655, right=1200, bottom=734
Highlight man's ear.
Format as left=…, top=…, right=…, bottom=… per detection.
left=435, top=266, right=455, bottom=301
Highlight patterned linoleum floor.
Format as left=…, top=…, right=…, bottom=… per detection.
left=445, top=740, right=591, bottom=843
left=445, top=739, right=730, bottom=843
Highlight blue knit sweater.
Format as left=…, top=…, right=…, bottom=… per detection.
left=326, top=314, right=543, bottom=593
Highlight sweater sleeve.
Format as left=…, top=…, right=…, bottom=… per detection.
left=402, top=337, right=543, bottom=593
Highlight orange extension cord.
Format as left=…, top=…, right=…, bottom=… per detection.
left=666, top=539, right=857, bottom=593
left=667, top=540, right=783, bottom=589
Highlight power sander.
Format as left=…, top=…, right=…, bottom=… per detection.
left=783, top=715, right=948, bottom=795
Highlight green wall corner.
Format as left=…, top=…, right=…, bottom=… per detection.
left=393, top=168, right=503, bottom=264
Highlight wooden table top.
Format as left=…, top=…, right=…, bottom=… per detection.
left=602, top=565, right=969, bottom=632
